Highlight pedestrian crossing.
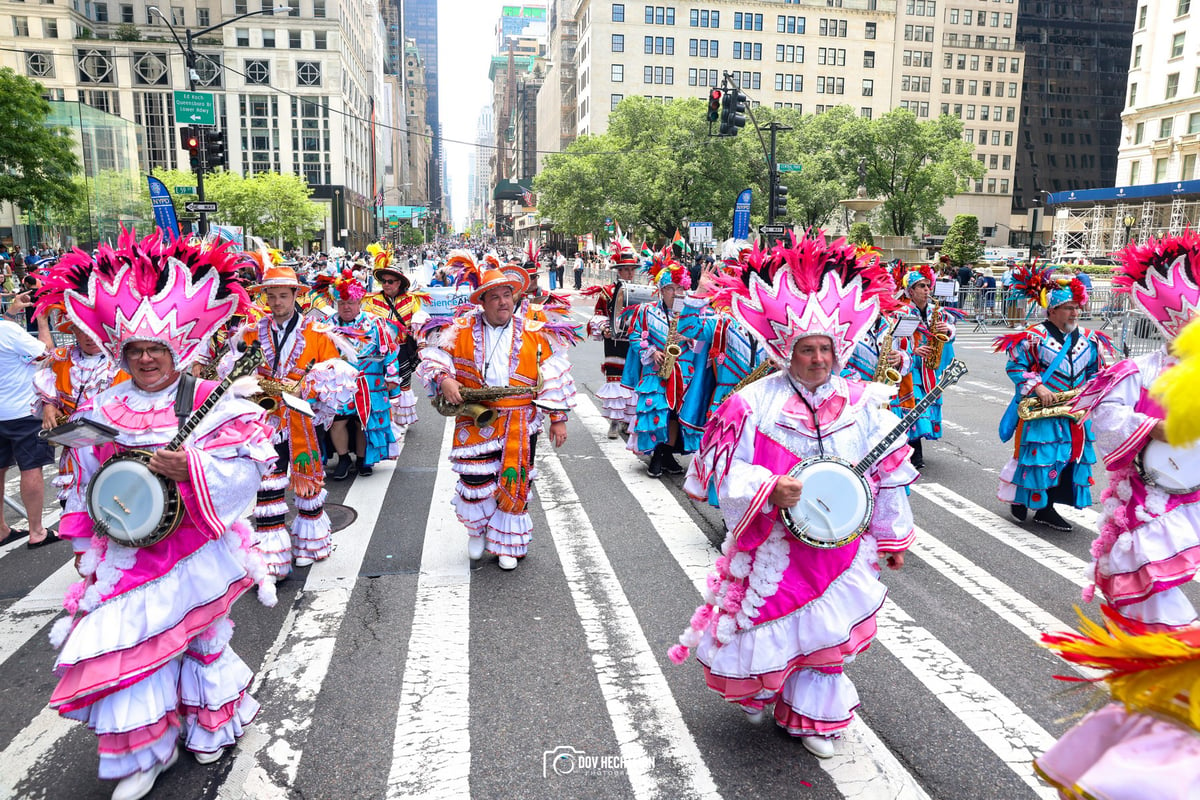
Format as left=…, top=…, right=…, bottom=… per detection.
left=0, top=383, right=1180, bottom=800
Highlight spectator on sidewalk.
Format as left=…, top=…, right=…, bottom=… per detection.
left=573, top=252, right=584, bottom=290
left=0, top=292, right=57, bottom=548
left=1073, top=265, right=1093, bottom=290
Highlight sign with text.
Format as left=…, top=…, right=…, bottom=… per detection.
left=688, top=222, right=713, bottom=243
left=732, top=188, right=752, bottom=240
left=147, top=175, right=180, bottom=239
left=173, top=91, right=215, bottom=126
left=421, top=286, right=473, bottom=316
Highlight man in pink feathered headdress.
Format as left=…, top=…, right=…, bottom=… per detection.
left=670, top=231, right=916, bottom=759
left=1071, top=232, right=1200, bottom=632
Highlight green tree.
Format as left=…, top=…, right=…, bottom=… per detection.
left=244, top=172, right=323, bottom=245
left=848, top=222, right=874, bottom=248
left=0, top=69, right=81, bottom=222
left=941, top=214, right=984, bottom=267
left=399, top=225, right=425, bottom=246
left=843, top=109, right=985, bottom=237
left=777, top=106, right=860, bottom=231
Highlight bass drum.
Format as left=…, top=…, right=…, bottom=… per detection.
left=87, top=451, right=183, bottom=548
left=780, top=457, right=874, bottom=549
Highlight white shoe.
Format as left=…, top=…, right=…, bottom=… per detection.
left=112, top=746, right=178, bottom=800
left=194, top=748, right=225, bottom=765
left=801, top=735, right=836, bottom=759
left=498, top=555, right=518, bottom=570
left=607, top=420, right=621, bottom=440
left=468, top=536, right=486, bottom=560
left=743, top=707, right=764, bottom=724
left=294, top=556, right=315, bottom=568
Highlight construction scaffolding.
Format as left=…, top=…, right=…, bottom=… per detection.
left=1045, top=179, right=1200, bottom=260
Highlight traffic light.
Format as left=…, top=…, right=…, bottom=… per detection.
left=719, top=88, right=747, bottom=136
left=203, top=129, right=227, bottom=172
left=771, top=176, right=789, bottom=219
left=182, top=126, right=202, bottom=171
left=707, top=88, right=722, bottom=123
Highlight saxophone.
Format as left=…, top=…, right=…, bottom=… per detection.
left=657, top=315, right=683, bottom=380
left=872, top=319, right=901, bottom=385
left=433, top=351, right=544, bottom=428
left=731, top=360, right=775, bottom=393
left=924, top=300, right=949, bottom=369
left=1017, top=388, right=1085, bottom=423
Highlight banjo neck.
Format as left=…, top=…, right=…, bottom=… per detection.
left=851, top=359, right=968, bottom=477
left=167, top=343, right=264, bottom=451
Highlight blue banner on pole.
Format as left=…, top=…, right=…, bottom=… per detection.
left=732, top=188, right=752, bottom=240
left=147, top=175, right=181, bottom=239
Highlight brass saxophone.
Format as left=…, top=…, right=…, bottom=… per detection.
left=433, top=357, right=544, bottom=428
left=872, top=319, right=901, bottom=385
left=657, top=315, right=683, bottom=380
left=924, top=300, right=950, bottom=369
left=731, top=360, right=775, bottom=393
left=252, top=376, right=307, bottom=413
left=1017, top=388, right=1085, bottom=423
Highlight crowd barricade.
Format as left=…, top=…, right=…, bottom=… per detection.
left=951, top=285, right=1133, bottom=332
left=1112, top=311, right=1165, bottom=358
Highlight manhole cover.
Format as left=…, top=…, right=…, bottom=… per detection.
left=284, top=503, right=357, bottom=533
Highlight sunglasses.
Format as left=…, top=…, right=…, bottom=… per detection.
left=381, top=278, right=401, bottom=285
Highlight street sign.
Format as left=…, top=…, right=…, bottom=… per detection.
left=760, top=224, right=789, bottom=237
left=688, top=222, right=713, bottom=243
left=777, top=163, right=803, bottom=173
left=185, top=201, right=218, bottom=213
left=174, top=91, right=216, bottom=126
left=174, top=186, right=196, bottom=195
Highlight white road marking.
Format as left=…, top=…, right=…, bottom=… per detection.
left=385, top=420, right=471, bottom=800
left=912, top=483, right=1090, bottom=587
left=220, top=449, right=406, bottom=799
left=0, top=561, right=78, bottom=666
left=0, top=708, right=77, bottom=799
left=538, top=449, right=721, bottom=799
left=573, top=395, right=932, bottom=800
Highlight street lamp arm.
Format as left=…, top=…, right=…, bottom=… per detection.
left=146, top=7, right=188, bottom=56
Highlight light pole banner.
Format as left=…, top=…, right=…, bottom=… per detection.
left=147, top=175, right=181, bottom=239
left=732, top=189, right=752, bottom=240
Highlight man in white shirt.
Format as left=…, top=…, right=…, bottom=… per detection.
left=0, top=292, right=56, bottom=547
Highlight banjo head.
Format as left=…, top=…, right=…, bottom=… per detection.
left=87, top=455, right=177, bottom=547
left=1138, top=440, right=1200, bottom=495
left=781, top=457, right=873, bottom=549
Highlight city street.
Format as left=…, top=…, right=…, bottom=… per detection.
left=0, top=295, right=1162, bottom=800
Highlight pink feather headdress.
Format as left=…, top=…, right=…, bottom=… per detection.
left=696, top=241, right=778, bottom=312
left=1115, top=233, right=1200, bottom=339
left=523, top=239, right=542, bottom=266
left=36, top=228, right=249, bottom=368
left=331, top=269, right=366, bottom=302
left=729, top=231, right=900, bottom=365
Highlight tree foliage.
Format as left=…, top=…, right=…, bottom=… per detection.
left=941, top=214, right=984, bottom=267
left=848, top=222, right=874, bottom=248
left=0, top=69, right=81, bottom=220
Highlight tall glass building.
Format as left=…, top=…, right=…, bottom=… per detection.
left=404, top=0, right=441, bottom=210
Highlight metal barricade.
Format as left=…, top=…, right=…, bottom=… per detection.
left=1114, top=311, right=1165, bottom=358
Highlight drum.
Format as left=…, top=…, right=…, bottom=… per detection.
left=1137, top=440, right=1200, bottom=495
left=87, top=450, right=183, bottom=548
left=780, top=457, right=874, bottom=549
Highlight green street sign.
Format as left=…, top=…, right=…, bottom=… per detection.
left=777, top=164, right=803, bottom=173
left=174, top=90, right=216, bottom=126
left=174, top=186, right=196, bottom=195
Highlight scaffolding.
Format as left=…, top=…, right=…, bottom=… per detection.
left=1047, top=194, right=1200, bottom=259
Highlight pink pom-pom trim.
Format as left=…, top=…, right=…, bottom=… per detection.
left=668, top=644, right=690, bottom=664
left=690, top=605, right=713, bottom=631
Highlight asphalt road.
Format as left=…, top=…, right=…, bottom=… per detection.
left=0, top=298, right=1177, bottom=800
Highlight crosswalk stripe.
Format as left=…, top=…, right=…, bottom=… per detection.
left=572, top=394, right=933, bottom=800
left=219, top=456, right=405, bottom=798
left=0, top=560, right=76, bottom=668
left=386, top=419, right=472, bottom=800
left=537, top=449, right=721, bottom=799
left=912, top=483, right=1090, bottom=588
left=0, top=707, right=76, bottom=799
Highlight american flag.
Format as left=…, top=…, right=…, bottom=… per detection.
left=522, top=189, right=534, bottom=208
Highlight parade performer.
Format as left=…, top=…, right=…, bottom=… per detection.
left=328, top=272, right=402, bottom=479
left=35, top=230, right=278, bottom=799
left=1033, top=316, right=1200, bottom=799
left=893, top=264, right=961, bottom=468
left=362, top=242, right=422, bottom=429
left=416, top=266, right=576, bottom=570
left=1071, top=233, right=1200, bottom=630
left=583, top=232, right=641, bottom=437
left=229, top=263, right=357, bottom=577
left=672, top=232, right=915, bottom=758
left=621, top=249, right=700, bottom=477
left=994, top=267, right=1110, bottom=530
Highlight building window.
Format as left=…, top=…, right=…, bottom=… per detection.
left=1179, top=0, right=1191, bottom=14
left=95, top=3, right=109, bottom=22
left=862, top=78, right=873, bottom=96
left=1134, top=121, right=1145, bottom=143
left=1167, top=72, right=1180, bottom=99
left=611, top=64, right=623, bottom=82
left=132, top=51, right=169, bottom=85
left=1130, top=161, right=1141, bottom=184
left=262, top=30, right=275, bottom=48
left=777, top=15, right=805, bottom=33
left=612, top=3, right=624, bottom=22
left=611, top=93, right=623, bottom=110
left=861, top=107, right=872, bottom=119
left=864, top=50, right=875, bottom=68
left=44, top=18, right=58, bottom=37
left=13, top=17, right=29, bottom=36
left=1160, top=117, right=1174, bottom=138
left=76, top=48, right=115, bottom=84
left=25, top=51, right=54, bottom=78
left=120, top=4, right=133, bottom=22
left=1171, top=32, right=1186, bottom=58
left=289, top=31, right=302, bottom=48
left=612, top=33, right=624, bottom=52
left=1132, top=44, right=1142, bottom=68
left=865, top=21, right=875, bottom=39
left=1189, top=112, right=1200, bottom=134
left=197, top=7, right=209, bottom=26
left=313, top=0, right=325, bottom=17
left=296, top=61, right=321, bottom=87
left=194, top=54, right=222, bottom=87
left=1138, top=5, right=1147, bottom=27
left=1155, top=157, right=1168, bottom=182
left=314, top=32, right=326, bottom=49
left=689, top=8, right=717, bottom=26
left=245, top=59, right=270, bottom=85
left=1129, top=83, right=1137, bottom=106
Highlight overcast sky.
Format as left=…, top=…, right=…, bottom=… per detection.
left=438, top=0, right=510, bottom=231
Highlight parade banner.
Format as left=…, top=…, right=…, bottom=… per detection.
left=422, top=285, right=473, bottom=315
left=147, top=175, right=181, bottom=239
left=732, top=189, right=752, bottom=240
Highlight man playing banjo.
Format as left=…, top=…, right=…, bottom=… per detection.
left=36, top=230, right=280, bottom=800
left=1072, top=232, right=1200, bottom=631
left=672, top=232, right=919, bottom=759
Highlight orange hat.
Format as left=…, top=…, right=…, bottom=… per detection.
left=252, top=263, right=305, bottom=292
left=469, top=268, right=528, bottom=305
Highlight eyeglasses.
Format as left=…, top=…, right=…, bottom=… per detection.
left=380, top=278, right=401, bottom=285
left=125, top=344, right=171, bottom=360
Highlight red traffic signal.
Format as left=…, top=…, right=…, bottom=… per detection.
left=707, top=88, right=722, bottom=122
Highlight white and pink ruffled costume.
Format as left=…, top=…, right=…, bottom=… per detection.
left=51, top=377, right=277, bottom=778
left=679, top=373, right=916, bottom=734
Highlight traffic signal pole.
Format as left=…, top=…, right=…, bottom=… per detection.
left=761, top=121, right=792, bottom=224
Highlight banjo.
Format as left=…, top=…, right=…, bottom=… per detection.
left=87, top=343, right=265, bottom=548
left=781, top=359, right=969, bottom=548
left=1137, top=439, right=1200, bottom=495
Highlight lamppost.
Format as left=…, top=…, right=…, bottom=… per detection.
left=148, top=4, right=290, bottom=235
left=1123, top=214, right=1137, bottom=246
left=333, top=189, right=342, bottom=251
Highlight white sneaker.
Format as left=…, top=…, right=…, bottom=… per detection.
left=468, top=536, right=486, bottom=560
left=498, top=555, right=518, bottom=570
left=743, top=707, right=764, bottom=724
left=112, top=746, right=178, bottom=800
left=294, top=556, right=315, bottom=568
left=194, top=748, right=225, bottom=765
left=801, top=735, right=836, bottom=759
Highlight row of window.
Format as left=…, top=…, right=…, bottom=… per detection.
left=944, top=103, right=1017, bottom=124
left=946, top=53, right=1021, bottom=73
left=609, top=5, right=876, bottom=38
left=1129, top=68, right=1200, bottom=107
left=88, top=0, right=323, bottom=25
left=234, top=29, right=328, bottom=49
left=1131, top=112, right=1200, bottom=144
left=937, top=78, right=1019, bottom=97
left=1131, top=32, right=1187, bottom=69
left=947, top=9, right=1013, bottom=27
left=1135, top=0, right=1191, bottom=31
left=1129, top=153, right=1199, bottom=185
